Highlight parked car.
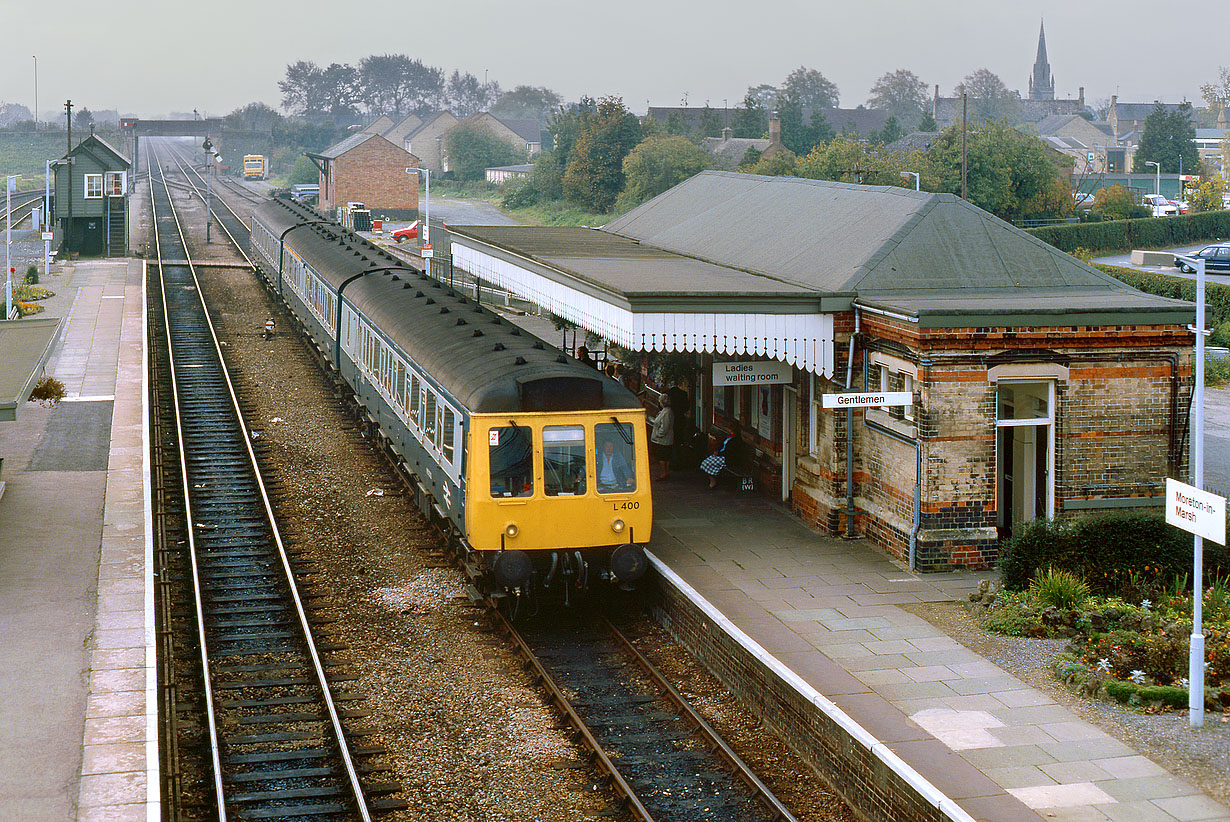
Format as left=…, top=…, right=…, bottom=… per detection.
left=1174, top=243, right=1230, bottom=272
left=1073, top=191, right=1096, bottom=208
left=391, top=220, right=420, bottom=243
left=1142, top=194, right=1179, bottom=217
left=1174, top=199, right=1190, bottom=214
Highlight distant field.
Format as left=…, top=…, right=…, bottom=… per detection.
left=0, top=132, right=75, bottom=185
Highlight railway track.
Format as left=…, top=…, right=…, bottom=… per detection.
left=145, top=139, right=402, bottom=821
left=2, top=189, right=45, bottom=230
left=496, top=607, right=801, bottom=822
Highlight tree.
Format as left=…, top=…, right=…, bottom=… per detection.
left=953, top=69, right=1020, bottom=123
left=562, top=97, right=642, bottom=212
left=357, top=54, right=443, bottom=118
left=618, top=136, right=710, bottom=209
left=781, top=66, right=840, bottom=110
left=546, top=97, right=598, bottom=171
left=872, top=115, right=905, bottom=145
left=797, top=135, right=890, bottom=184
left=74, top=108, right=94, bottom=130
left=1189, top=178, right=1227, bottom=213
left=1200, top=67, right=1230, bottom=126
left=446, top=70, right=499, bottom=118
left=279, top=61, right=360, bottom=119
left=745, top=150, right=798, bottom=177
left=918, top=110, right=937, bottom=131
left=1132, top=103, right=1200, bottom=174
left=1092, top=184, right=1142, bottom=220
left=745, top=84, right=778, bottom=112
left=699, top=105, right=724, bottom=138
left=443, top=122, right=526, bottom=182
left=732, top=91, right=767, bottom=139
left=922, top=120, right=1072, bottom=222
left=867, top=69, right=928, bottom=128
left=225, top=102, right=282, bottom=133
left=492, top=86, right=562, bottom=124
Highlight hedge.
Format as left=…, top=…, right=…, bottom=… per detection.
left=1026, top=210, right=1230, bottom=255
left=999, top=513, right=1230, bottom=592
left=1095, top=263, right=1230, bottom=327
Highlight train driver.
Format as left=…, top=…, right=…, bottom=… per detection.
left=596, top=438, right=634, bottom=492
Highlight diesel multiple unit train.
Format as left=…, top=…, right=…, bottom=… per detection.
left=248, top=197, right=652, bottom=602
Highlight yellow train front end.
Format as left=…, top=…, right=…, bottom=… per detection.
left=467, top=408, right=652, bottom=595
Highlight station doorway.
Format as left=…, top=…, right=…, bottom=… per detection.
left=996, top=381, right=1054, bottom=538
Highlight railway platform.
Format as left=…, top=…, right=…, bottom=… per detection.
left=0, top=259, right=154, bottom=821
left=646, top=476, right=1230, bottom=822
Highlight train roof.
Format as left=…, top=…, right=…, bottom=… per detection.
left=251, top=198, right=642, bottom=415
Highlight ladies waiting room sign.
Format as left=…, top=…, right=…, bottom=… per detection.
left=712, top=361, right=793, bottom=386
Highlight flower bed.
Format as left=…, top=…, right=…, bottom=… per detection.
left=971, top=572, right=1230, bottom=712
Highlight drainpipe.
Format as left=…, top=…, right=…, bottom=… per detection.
left=845, top=309, right=860, bottom=538
left=862, top=355, right=924, bottom=571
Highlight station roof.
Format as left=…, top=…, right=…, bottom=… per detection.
left=0, top=318, right=62, bottom=421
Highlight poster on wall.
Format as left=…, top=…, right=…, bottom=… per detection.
left=757, top=386, right=774, bottom=440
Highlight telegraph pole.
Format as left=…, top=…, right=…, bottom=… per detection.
left=65, top=100, right=73, bottom=252
left=961, top=94, right=968, bottom=200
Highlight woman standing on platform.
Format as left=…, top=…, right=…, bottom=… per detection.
left=648, top=393, right=674, bottom=480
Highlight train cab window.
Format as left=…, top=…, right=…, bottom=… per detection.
left=595, top=422, right=636, bottom=494
left=543, top=425, right=586, bottom=497
left=489, top=425, right=533, bottom=497
left=442, top=408, right=455, bottom=463
left=410, top=376, right=421, bottom=426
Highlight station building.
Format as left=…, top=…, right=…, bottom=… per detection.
left=306, top=132, right=419, bottom=218
left=448, top=171, right=1195, bottom=570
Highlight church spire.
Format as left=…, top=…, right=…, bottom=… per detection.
left=1029, top=19, right=1055, bottom=101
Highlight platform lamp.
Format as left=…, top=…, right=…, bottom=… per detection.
left=404, top=166, right=430, bottom=259
left=1176, top=250, right=1210, bottom=728
left=1146, top=160, right=1160, bottom=197
left=900, top=171, right=919, bottom=191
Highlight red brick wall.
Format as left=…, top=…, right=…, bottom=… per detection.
left=320, top=137, right=419, bottom=213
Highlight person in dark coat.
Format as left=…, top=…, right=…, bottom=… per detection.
left=700, top=421, right=745, bottom=489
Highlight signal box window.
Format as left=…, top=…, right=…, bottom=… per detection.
left=595, top=422, right=636, bottom=493
left=84, top=174, right=103, bottom=199
left=490, top=426, right=533, bottom=497
left=543, top=425, right=586, bottom=496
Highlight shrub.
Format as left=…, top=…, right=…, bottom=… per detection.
left=500, top=177, right=539, bottom=209
left=24, top=265, right=37, bottom=285
left=28, top=376, right=65, bottom=407
left=1030, top=567, right=1090, bottom=610
left=999, top=514, right=1230, bottom=593
left=1028, top=209, right=1230, bottom=254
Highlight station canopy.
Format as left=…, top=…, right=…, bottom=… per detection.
left=450, top=171, right=1194, bottom=377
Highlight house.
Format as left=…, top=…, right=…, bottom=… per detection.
left=306, top=132, right=419, bottom=217
left=1035, top=115, right=1133, bottom=174
left=463, top=113, right=542, bottom=157
left=449, top=171, right=1193, bottom=569
left=1108, top=97, right=1196, bottom=142
left=360, top=114, right=396, bottom=135
left=52, top=133, right=131, bottom=257
left=1195, top=128, right=1228, bottom=174
left=701, top=128, right=770, bottom=170
left=381, top=112, right=424, bottom=148
left=402, top=111, right=461, bottom=173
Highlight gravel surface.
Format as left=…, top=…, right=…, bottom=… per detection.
left=903, top=600, right=1230, bottom=807
left=149, top=172, right=857, bottom=821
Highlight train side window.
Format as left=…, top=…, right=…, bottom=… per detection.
left=595, top=422, right=636, bottom=494
left=394, top=361, right=406, bottom=410
left=410, top=376, right=421, bottom=426
left=425, top=392, right=437, bottom=445
left=442, top=408, right=455, bottom=462
left=543, top=425, right=586, bottom=497
left=489, top=425, right=533, bottom=497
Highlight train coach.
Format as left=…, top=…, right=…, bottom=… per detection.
left=248, top=197, right=652, bottom=605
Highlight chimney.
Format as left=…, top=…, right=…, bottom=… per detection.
left=769, top=111, right=781, bottom=145
left=721, top=126, right=732, bottom=141
left=1078, top=87, right=1085, bottom=107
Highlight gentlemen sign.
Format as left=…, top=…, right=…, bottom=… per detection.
left=1165, top=478, right=1226, bottom=545
left=821, top=392, right=913, bottom=409
left=713, top=361, right=792, bottom=386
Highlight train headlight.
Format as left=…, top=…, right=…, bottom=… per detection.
left=611, top=518, right=626, bottom=534
left=504, top=523, right=519, bottom=538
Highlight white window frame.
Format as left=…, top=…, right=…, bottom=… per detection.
left=994, top=379, right=1056, bottom=521
left=83, top=173, right=103, bottom=199
left=104, top=171, right=126, bottom=196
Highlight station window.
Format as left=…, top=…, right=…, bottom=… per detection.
left=83, top=174, right=103, bottom=199
left=489, top=425, right=533, bottom=497
left=879, top=365, right=915, bottom=422
left=595, top=422, right=636, bottom=494
left=543, top=425, right=586, bottom=496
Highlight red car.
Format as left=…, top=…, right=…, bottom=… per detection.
left=391, top=220, right=419, bottom=243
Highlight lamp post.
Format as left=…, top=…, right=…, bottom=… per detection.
left=1146, top=160, right=1160, bottom=196
left=900, top=171, right=920, bottom=191
left=45, top=160, right=56, bottom=281
left=404, top=166, right=430, bottom=254
left=202, top=137, right=218, bottom=243
left=1177, top=251, right=1210, bottom=727
left=6, top=175, right=20, bottom=319
left=32, top=56, right=37, bottom=130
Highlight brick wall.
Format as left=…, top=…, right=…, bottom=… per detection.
left=792, top=310, right=1193, bottom=569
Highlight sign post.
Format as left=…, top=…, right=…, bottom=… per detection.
left=1174, top=251, right=1217, bottom=727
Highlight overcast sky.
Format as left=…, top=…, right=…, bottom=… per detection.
left=8, top=0, right=1227, bottom=120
